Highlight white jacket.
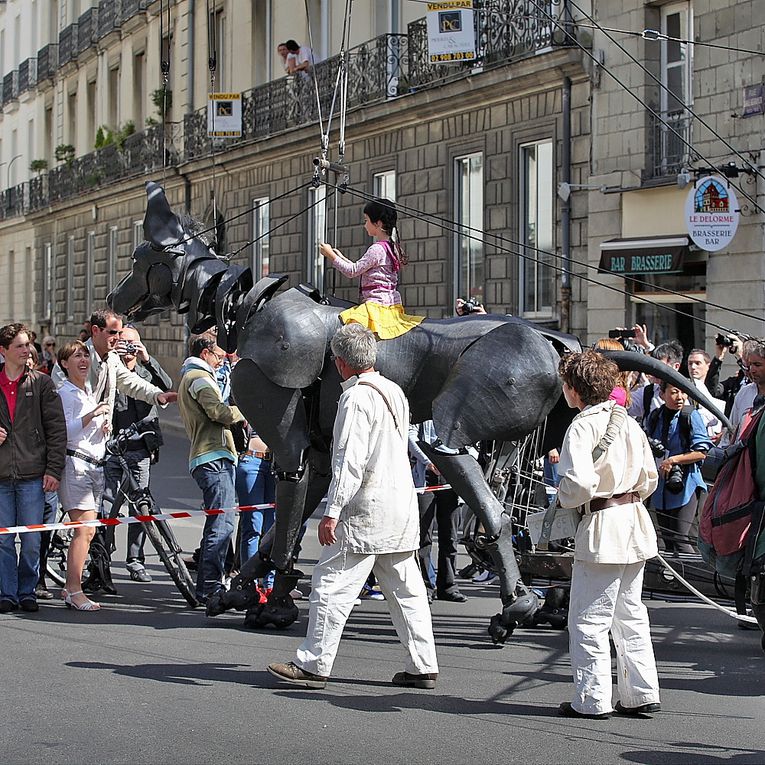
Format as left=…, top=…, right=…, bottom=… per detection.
left=557, top=400, right=659, bottom=564
left=324, top=371, right=419, bottom=554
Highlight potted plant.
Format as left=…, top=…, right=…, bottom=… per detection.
left=30, top=159, right=48, bottom=173
left=54, top=144, right=75, bottom=165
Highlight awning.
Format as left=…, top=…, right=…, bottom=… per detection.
left=598, top=236, right=689, bottom=275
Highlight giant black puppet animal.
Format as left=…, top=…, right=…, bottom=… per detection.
left=109, top=182, right=733, bottom=643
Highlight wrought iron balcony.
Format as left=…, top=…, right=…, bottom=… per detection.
left=77, top=7, right=99, bottom=55
left=37, top=44, right=58, bottom=81
left=646, top=111, right=695, bottom=180
left=59, top=24, right=79, bottom=67
left=122, top=0, right=149, bottom=21
left=2, top=70, right=18, bottom=106
left=18, top=58, right=37, bottom=94
left=97, top=0, right=122, bottom=39
left=0, top=183, right=27, bottom=221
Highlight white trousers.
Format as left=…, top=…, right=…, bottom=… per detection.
left=568, top=559, right=661, bottom=715
left=295, top=541, right=439, bottom=678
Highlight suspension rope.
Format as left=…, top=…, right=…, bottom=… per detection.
left=206, top=0, right=220, bottom=250
left=158, top=0, right=172, bottom=185
left=567, top=0, right=764, bottom=186
left=325, top=180, right=763, bottom=333
left=163, top=179, right=313, bottom=251
left=526, top=0, right=765, bottom=216
left=304, top=0, right=326, bottom=138
left=228, top=186, right=334, bottom=260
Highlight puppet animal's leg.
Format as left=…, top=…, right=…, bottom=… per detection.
left=206, top=448, right=331, bottom=625
left=421, top=443, right=539, bottom=644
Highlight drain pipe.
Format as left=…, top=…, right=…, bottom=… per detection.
left=187, top=0, right=196, bottom=115
left=560, top=75, right=572, bottom=333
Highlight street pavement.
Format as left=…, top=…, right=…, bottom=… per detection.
left=1, top=429, right=764, bottom=765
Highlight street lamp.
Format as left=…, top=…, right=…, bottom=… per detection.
left=6, top=154, right=22, bottom=188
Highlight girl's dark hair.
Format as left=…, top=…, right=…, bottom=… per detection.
left=57, top=340, right=90, bottom=377
left=363, top=198, right=408, bottom=266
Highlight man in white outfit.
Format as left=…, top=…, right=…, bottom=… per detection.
left=556, top=350, right=661, bottom=719
left=268, top=324, right=438, bottom=689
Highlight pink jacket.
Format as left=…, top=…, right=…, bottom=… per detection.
left=330, top=241, right=402, bottom=306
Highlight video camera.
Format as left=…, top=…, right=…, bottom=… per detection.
left=608, top=328, right=636, bottom=339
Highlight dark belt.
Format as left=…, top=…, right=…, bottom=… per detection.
left=242, top=450, right=272, bottom=461
left=589, top=492, right=641, bottom=512
left=66, top=449, right=105, bottom=467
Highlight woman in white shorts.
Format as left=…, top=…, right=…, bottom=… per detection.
left=57, top=341, right=110, bottom=612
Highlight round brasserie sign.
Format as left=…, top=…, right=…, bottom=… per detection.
left=685, top=175, right=740, bottom=252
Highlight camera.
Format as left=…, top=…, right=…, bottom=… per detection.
left=459, top=297, right=482, bottom=315
left=118, top=340, right=138, bottom=355
left=665, top=463, right=685, bottom=494
left=608, top=328, right=636, bottom=339
left=646, top=437, right=666, bottom=459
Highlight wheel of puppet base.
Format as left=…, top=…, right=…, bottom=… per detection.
left=488, top=613, right=513, bottom=645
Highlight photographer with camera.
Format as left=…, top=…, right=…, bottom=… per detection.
left=84, top=325, right=173, bottom=592
left=454, top=297, right=486, bottom=317
left=704, top=334, right=749, bottom=420
left=643, top=381, right=712, bottom=554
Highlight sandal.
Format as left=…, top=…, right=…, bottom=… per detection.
left=64, top=590, right=101, bottom=611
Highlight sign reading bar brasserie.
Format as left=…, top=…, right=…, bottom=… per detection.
left=426, top=1, right=476, bottom=63
left=685, top=175, right=740, bottom=252
left=598, top=237, right=688, bottom=276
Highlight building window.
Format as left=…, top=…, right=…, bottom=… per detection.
left=520, top=140, right=554, bottom=316
left=373, top=170, right=396, bottom=202
left=7, top=250, right=14, bottom=319
left=108, top=226, right=118, bottom=292
left=306, top=185, right=326, bottom=290
left=66, top=236, right=74, bottom=321
left=132, top=220, right=143, bottom=252
left=251, top=197, right=270, bottom=280
left=209, top=7, right=226, bottom=91
left=85, top=231, right=95, bottom=315
left=661, top=2, right=692, bottom=116
left=43, top=243, right=53, bottom=321
left=454, top=153, right=484, bottom=306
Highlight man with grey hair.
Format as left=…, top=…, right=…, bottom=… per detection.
left=268, top=323, right=439, bottom=689
left=726, top=338, right=765, bottom=440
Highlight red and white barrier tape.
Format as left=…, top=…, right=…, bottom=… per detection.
left=0, top=483, right=454, bottom=535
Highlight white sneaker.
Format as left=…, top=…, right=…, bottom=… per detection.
left=472, top=569, right=497, bottom=583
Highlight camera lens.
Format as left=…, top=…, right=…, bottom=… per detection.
left=665, top=464, right=685, bottom=494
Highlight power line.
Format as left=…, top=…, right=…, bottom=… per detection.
left=567, top=0, right=764, bottom=187
left=326, top=180, right=761, bottom=335
left=525, top=0, right=765, bottom=216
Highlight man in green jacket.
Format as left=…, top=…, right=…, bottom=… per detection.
left=0, top=323, right=67, bottom=613
left=178, top=332, right=244, bottom=603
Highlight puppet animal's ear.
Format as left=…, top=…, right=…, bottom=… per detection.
left=237, top=290, right=329, bottom=389
left=144, top=181, right=186, bottom=248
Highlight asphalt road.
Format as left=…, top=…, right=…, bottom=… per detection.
left=2, top=430, right=764, bottom=765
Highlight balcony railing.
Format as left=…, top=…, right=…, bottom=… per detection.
left=646, top=111, right=695, bottom=180
left=2, top=70, right=18, bottom=106
left=37, top=44, right=58, bottom=81
left=14, top=4, right=575, bottom=211
left=97, top=0, right=122, bottom=39
left=18, top=58, right=37, bottom=94
left=122, top=0, right=149, bottom=21
left=77, top=7, right=99, bottom=55
left=59, top=24, right=79, bottom=66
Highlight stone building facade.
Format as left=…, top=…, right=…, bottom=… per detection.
left=585, top=0, right=765, bottom=358
left=2, top=0, right=762, bottom=381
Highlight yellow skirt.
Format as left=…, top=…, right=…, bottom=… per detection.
left=339, top=302, right=424, bottom=340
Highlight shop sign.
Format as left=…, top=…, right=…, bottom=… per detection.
left=685, top=175, right=740, bottom=252
left=207, top=93, right=242, bottom=138
left=426, top=1, right=476, bottom=63
left=598, top=243, right=685, bottom=276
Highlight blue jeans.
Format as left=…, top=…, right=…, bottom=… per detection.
left=192, top=458, right=236, bottom=600
left=235, top=455, right=276, bottom=587
left=0, top=478, right=45, bottom=602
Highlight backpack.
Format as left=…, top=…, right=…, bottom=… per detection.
left=699, top=406, right=764, bottom=578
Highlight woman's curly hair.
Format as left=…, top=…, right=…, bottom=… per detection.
left=558, top=349, right=620, bottom=406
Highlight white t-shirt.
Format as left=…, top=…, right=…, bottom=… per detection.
left=58, top=379, right=108, bottom=461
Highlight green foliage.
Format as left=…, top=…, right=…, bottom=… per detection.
left=151, top=88, right=172, bottom=117
left=54, top=144, right=75, bottom=165
left=95, top=121, right=136, bottom=151
left=94, top=125, right=114, bottom=150
left=29, top=159, right=48, bottom=173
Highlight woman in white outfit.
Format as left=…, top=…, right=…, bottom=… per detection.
left=57, top=341, right=110, bottom=611
left=556, top=349, right=661, bottom=720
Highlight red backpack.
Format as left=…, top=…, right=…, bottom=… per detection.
left=699, top=407, right=763, bottom=575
